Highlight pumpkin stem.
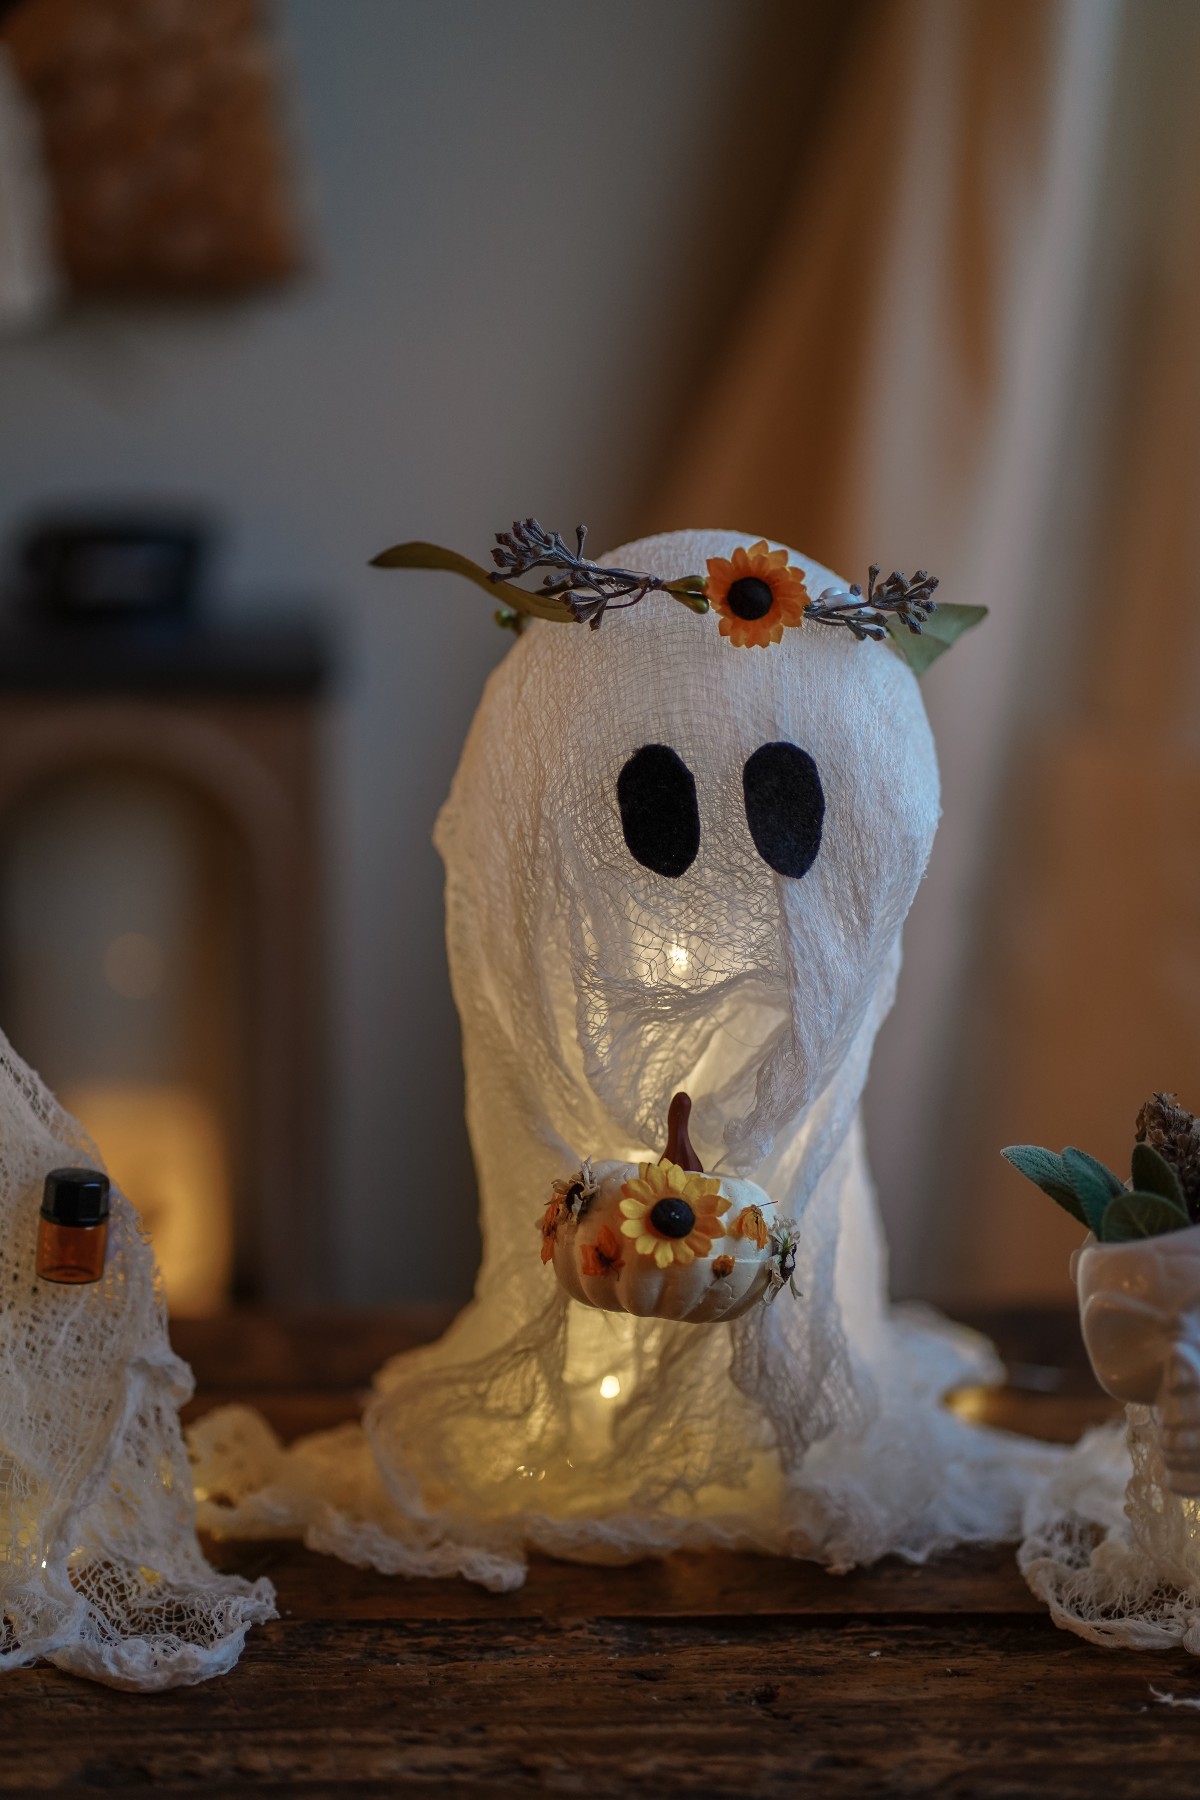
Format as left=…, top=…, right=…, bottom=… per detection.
left=662, top=1091, right=703, bottom=1173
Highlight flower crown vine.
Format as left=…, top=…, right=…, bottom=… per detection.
left=372, top=518, right=986, bottom=674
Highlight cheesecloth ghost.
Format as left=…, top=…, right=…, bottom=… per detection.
left=0, top=1038, right=275, bottom=1689
left=191, top=530, right=1059, bottom=1591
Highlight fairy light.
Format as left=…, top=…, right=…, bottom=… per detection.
left=599, top=1375, right=621, bottom=1400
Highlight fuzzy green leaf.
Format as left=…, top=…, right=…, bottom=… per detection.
left=1001, top=1145, right=1086, bottom=1225
left=1062, top=1147, right=1125, bottom=1235
left=1101, top=1189, right=1191, bottom=1243
left=369, top=542, right=575, bottom=621
left=1130, top=1142, right=1187, bottom=1210
left=885, top=604, right=988, bottom=676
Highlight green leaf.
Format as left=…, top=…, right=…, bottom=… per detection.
left=1001, top=1145, right=1086, bottom=1225
left=1062, top=1147, right=1125, bottom=1234
left=369, top=542, right=574, bottom=622
left=885, top=604, right=988, bottom=676
left=1100, top=1189, right=1191, bottom=1243
left=1130, top=1142, right=1186, bottom=1209
left=370, top=542, right=713, bottom=622
left=662, top=576, right=711, bottom=613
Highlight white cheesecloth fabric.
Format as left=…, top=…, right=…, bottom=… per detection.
left=1021, top=1410, right=1200, bottom=1654
left=191, top=530, right=1059, bottom=1592
left=0, top=1038, right=275, bottom=1689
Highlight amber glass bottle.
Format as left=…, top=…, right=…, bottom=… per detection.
left=36, top=1167, right=111, bottom=1284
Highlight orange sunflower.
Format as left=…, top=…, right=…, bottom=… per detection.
left=706, top=540, right=809, bottom=648
left=618, top=1159, right=730, bottom=1269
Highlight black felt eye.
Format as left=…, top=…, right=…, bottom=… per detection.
left=617, top=744, right=700, bottom=878
left=742, top=742, right=824, bottom=878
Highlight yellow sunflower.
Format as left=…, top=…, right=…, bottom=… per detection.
left=706, top=540, right=809, bottom=648
left=618, top=1159, right=730, bottom=1269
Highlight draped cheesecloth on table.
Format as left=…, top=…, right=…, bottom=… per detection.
left=191, top=530, right=1057, bottom=1590
left=0, top=1042, right=274, bottom=1690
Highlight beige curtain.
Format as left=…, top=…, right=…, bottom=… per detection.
left=0, top=43, right=56, bottom=329
left=656, top=0, right=1200, bottom=1302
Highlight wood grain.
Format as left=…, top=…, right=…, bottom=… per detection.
left=4, top=1309, right=1195, bottom=1797
left=8, top=1603, right=1200, bottom=1797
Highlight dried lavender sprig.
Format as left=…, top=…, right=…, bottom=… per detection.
left=804, top=566, right=939, bottom=641
left=488, top=517, right=707, bottom=629
left=491, top=517, right=670, bottom=623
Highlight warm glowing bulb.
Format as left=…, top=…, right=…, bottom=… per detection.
left=599, top=1375, right=621, bottom=1400
left=668, top=942, right=689, bottom=975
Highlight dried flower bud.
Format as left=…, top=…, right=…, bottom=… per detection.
left=1135, top=1092, right=1200, bottom=1222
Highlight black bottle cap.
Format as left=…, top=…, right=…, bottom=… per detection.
left=41, top=1167, right=110, bottom=1227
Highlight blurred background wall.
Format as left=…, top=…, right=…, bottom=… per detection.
left=0, top=0, right=1195, bottom=1315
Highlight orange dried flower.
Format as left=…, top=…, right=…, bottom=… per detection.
left=539, top=1193, right=568, bottom=1264
left=706, top=540, right=809, bottom=648
left=711, top=1254, right=735, bottom=1279
left=730, top=1204, right=770, bottom=1250
left=580, top=1225, right=624, bottom=1278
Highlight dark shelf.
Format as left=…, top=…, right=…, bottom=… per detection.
left=0, top=616, right=333, bottom=697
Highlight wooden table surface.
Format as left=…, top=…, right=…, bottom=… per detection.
left=9, top=1307, right=1200, bottom=1798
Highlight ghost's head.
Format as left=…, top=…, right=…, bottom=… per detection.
left=441, top=530, right=940, bottom=1167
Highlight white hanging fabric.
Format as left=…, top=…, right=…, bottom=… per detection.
left=0, top=1035, right=274, bottom=1690
left=191, top=530, right=1059, bottom=1591
left=1021, top=1412, right=1200, bottom=1654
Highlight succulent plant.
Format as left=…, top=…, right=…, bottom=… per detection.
left=1003, top=1097, right=1200, bottom=1243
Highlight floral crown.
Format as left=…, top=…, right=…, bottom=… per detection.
left=372, top=518, right=985, bottom=675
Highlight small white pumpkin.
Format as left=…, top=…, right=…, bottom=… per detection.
left=546, top=1158, right=777, bottom=1324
